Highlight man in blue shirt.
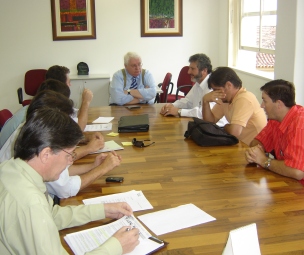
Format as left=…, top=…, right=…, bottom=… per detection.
left=109, top=52, right=157, bottom=105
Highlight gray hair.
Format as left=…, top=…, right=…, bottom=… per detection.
left=189, top=54, right=212, bottom=74
left=124, top=52, right=142, bottom=65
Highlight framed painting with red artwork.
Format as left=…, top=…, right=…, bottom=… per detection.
left=140, top=0, right=183, bottom=37
left=51, top=0, right=96, bottom=41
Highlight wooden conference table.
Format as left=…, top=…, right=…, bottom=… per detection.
left=60, top=104, right=304, bottom=255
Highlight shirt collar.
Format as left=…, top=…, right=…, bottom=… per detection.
left=197, top=73, right=210, bottom=89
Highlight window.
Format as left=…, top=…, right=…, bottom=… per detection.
left=229, top=0, right=277, bottom=76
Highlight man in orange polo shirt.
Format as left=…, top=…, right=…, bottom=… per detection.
left=245, top=79, right=304, bottom=184
left=202, top=67, right=267, bottom=145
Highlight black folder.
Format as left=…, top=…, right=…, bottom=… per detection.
left=118, top=114, right=149, bottom=133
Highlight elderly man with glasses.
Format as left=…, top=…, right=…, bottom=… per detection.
left=109, top=52, right=157, bottom=105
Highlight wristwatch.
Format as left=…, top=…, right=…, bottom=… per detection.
left=264, top=157, right=272, bottom=169
left=127, top=89, right=131, bottom=95
left=178, top=109, right=182, bottom=117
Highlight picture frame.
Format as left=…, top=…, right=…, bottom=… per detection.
left=140, top=0, right=183, bottom=37
left=51, top=0, right=96, bottom=41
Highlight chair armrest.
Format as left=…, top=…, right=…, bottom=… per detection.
left=17, top=87, right=23, bottom=104
left=168, top=82, right=174, bottom=95
left=176, top=85, right=193, bottom=100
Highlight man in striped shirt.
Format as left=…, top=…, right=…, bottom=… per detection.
left=245, top=79, right=304, bottom=184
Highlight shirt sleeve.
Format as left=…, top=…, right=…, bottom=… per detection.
left=172, top=88, right=194, bottom=109
left=180, top=107, right=201, bottom=118
left=281, top=127, right=304, bottom=171
left=110, top=71, right=133, bottom=105
left=45, top=167, right=81, bottom=198
left=137, top=70, right=157, bottom=103
left=255, top=122, right=274, bottom=152
left=229, top=97, right=254, bottom=127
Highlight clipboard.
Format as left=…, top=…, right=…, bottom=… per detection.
left=146, top=236, right=169, bottom=255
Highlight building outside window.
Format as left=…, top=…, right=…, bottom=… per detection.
left=229, top=0, right=277, bottom=77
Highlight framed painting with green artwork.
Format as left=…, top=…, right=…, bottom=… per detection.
left=140, top=0, right=183, bottom=37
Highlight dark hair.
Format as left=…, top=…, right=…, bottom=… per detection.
left=46, top=65, right=70, bottom=84
left=207, top=67, right=242, bottom=89
left=260, top=79, right=296, bottom=107
left=27, top=90, right=74, bottom=121
left=189, top=54, right=212, bottom=73
left=14, top=107, right=83, bottom=160
left=37, top=78, right=70, bottom=98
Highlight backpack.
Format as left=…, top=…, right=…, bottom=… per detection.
left=184, top=117, right=239, bottom=146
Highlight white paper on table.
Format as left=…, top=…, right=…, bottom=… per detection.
left=83, top=190, right=153, bottom=212
left=222, top=223, right=261, bottom=255
left=92, top=117, right=114, bottom=123
left=64, top=215, right=164, bottom=255
left=89, top=140, right=123, bottom=154
left=84, top=123, right=112, bottom=132
left=138, top=203, right=216, bottom=236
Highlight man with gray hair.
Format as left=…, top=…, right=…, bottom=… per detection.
left=0, top=107, right=139, bottom=254
left=109, top=52, right=157, bottom=105
left=160, top=53, right=227, bottom=126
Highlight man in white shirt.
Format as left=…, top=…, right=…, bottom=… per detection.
left=160, top=53, right=227, bottom=126
left=0, top=107, right=139, bottom=255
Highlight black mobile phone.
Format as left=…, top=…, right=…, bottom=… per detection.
left=126, top=105, right=141, bottom=109
left=105, top=177, right=124, bottom=183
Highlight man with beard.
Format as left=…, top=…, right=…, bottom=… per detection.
left=202, top=67, right=267, bottom=145
left=160, top=54, right=227, bottom=126
left=245, top=80, right=304, bottom=184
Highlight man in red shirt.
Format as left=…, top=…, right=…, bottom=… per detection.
left=245, top=79, right=304, bottom=184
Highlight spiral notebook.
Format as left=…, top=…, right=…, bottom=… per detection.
left=222, top=223, right=261, bottom=255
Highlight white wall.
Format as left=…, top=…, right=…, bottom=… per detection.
left=1, top=0, right=303, bottom=114
left=0, top=0, right=222, bottom=113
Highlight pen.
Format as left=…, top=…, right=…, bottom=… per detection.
left=149, top=236, right=164, bottom=244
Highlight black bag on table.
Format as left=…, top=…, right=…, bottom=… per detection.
left=184, top=117, right=239, bottom=146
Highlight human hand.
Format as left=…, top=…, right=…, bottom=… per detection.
left=245, top=144, right=267, bottom=166
left=113, top=226, right=139, bottom=254
left=160, top=103, right=178, bottom=116
left=97, top=151, right=122, bottom=174
left=82, top=88, right=93, bottom=104
left=93, top=153, right=108, bottom=167
left=87, top=132, right=105, bottom=152
left=203, top=90, right=226, bottom=104
left=104, top=202, right=133, bottom=219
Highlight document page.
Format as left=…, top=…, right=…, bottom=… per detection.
left=138, top=203, right=216, bottom=235
left=92, top=117, right=114, bottom=123
left=222, top=223, right=261, bottom=255
left=89, top=140, right=123, bottom=154
left=64, top=215, right=163, bottom=255
left=84, top=123, right=112, bottom=132
left=83, top=190, right=153, bottom=212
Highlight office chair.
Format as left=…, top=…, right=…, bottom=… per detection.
left=166, top=66, right=194, bottom=103
left=0, top=109, right=13, bottom=131
left=158, top=73, right=173, bottom=103
left=17, top=69, right=47, bottom=106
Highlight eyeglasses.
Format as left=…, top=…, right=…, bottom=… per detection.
left=62, top=149, right=77, bottom=161
left=129, top=63, right=143, bottom=69
left=132, top=138, right=155, bottom=148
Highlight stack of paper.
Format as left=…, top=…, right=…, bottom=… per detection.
left=84, top=123, right=112, bottom=132
left=90, top=140, right=123, bottom=154
left=83, top=190, right=153, bottom=212
left=64, top=215, right=165, bottom=255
